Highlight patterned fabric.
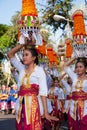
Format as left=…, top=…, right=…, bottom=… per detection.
left=16, top=105, right=42, bottom=130
left=68, top=110, right=87, bottom=130
left=10, top=56, right=48, bottom=130
left=16, top=84, right=42, bottom=130
left=11, top=101, right=16, bottom=109
left=0, top=101, right=7, bottom=110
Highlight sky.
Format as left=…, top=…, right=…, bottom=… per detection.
left=0, top=0, right=47, bottom=25
left=0, top=0, right=86, bottom=25
left=0, top=0, right=86, bottom=45
left=0, top=0, right=21, bottom=25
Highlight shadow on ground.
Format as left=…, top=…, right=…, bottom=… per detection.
left=0, top=113, right=68, bottom=130
left=0, top=113, right=16, bottom=130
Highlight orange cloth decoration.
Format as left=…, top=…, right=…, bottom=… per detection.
left=47, top=47, right=58, bottom=64
left=72, top=10, right=86, bottom=36
left=37, top=41, right=46, bottom=55
left=47, top=47, right=53, bottom=62
left=21, top=0, right=38, bottom=16
left=65, top=38, right=73, bottom=58
left=37, top=44, right=46, bottom=55
left=18, top=29, right=21, bottom=41
left=52, top=52, right=58, bottom=64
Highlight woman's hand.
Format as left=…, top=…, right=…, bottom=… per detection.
left=44, top=113, right=59, bottom=122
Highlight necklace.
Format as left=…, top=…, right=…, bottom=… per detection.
left=22, top=64, right=36, bottom=87
left=75, top=80, right=83, bottom=91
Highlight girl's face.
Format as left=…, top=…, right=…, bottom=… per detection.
left=75, top=62, right=86, bottom=76
left=1, top=85, right=6, bottom=91
left=50, top=79, right=54, bottom=86
left=54, top=80, right=58, bottom=87
left=23, top=50, right=35, bottom=65
left=6, top=87, right=9, bottom=92
left=68, top=77, right=72, bottom=84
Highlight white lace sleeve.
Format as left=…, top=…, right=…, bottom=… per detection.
left=61, top=79, right=71, bottom=93
left=12, top=71, right=19, bottom=83
left=10, top=56, right=25, bottom=73
left=38, top=67, right=48, bottom=96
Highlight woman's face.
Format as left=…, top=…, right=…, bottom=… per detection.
left=1, top=85, right=6, bottom=91
left=23, top=50, right=35, bottom=65
left=54, top=80, right=58, bottom=86
left=75, top=62, right=86, bottom=76
left=68, top=77, right=72, bottom=84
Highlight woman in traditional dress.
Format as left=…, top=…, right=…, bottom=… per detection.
left=60, top=76, right=73, bottom=128
left=64, top=57, right=87, bottom=130
left=7, top=40, right=58, bottom=130
left=47, top=77, right=64, bottom=130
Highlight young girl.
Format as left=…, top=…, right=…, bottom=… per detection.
left=64, top=57, right=87, bottom=130
left=7, top=41, right=58, bottom=130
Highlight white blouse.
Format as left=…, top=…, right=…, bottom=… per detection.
left=64, top=66, right=87, bottom=120
left=61, top=79, right=71, bottom=96
left=64, top=67, right=87, bottom=92
left=10, top=56, right=48, bottom=96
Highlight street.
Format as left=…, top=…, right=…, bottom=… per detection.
left=0, top=113, right=68, bottom=130
left=0, top=113, right=16, bottom=130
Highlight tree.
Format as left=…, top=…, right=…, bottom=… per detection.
left=0, top=25, right=18, bottom=53
left=0, top=12, right=21, bottom=53
left=42, top=0, right=74, bottom=32
left=0, top=24, right=9, bottom=37
left=11, top=11, right=20, bottom=26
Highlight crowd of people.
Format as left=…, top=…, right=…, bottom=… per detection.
left=0, top=84, right=18, bottom=115
left=0, top=38, right=87, bottom=130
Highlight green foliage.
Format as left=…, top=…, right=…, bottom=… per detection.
left=6, top=26, right=18, bottom=46
left=0, top=24, right=9, bottom=37
left=0, top=26, right=18, bottom=53
left=42, top=0, right=73, bottom=32
left=0, top=12, right=20, bottom=86
left=0, top=11, right=21, bottom=54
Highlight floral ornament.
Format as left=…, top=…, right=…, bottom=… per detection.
left=21, top=0, right=38, bottom=16
left=65, top=38, right=73, bottom=58
left=47, top=47, right=58, bottom=65
left=18, top=0, right=42, bottom=46
left=72, top=10, right=86, bottom=44
left=37, top=40, right=46, bottom=55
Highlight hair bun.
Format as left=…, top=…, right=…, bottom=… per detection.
left=76, top=57, right=86, bottom=62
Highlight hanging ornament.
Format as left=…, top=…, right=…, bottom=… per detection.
left=21, top=0, right=38, bottom=16
left=65, top=38, right=73, bottom=58
left=72, top=9, right=86, bottom=44
left=37, top=40, right=46, bottom=55
left=18, top=0, right=42, bottom=46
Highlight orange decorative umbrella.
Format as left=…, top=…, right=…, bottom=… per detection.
left=72, top=10, right=86, bottom=44
left=21, top=0, right=38, bottom=16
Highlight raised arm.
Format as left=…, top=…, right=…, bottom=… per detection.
left=58, top=73, right=66, bottom=81
left=64, top=56, right=76, bottom=67
left=7, top=38, right=27, bottom=72
left=7, top=36, right=29, bottom=58
left=63, top=56, right=77, bottom=81
left=7, top=44, right=25, bottom=59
